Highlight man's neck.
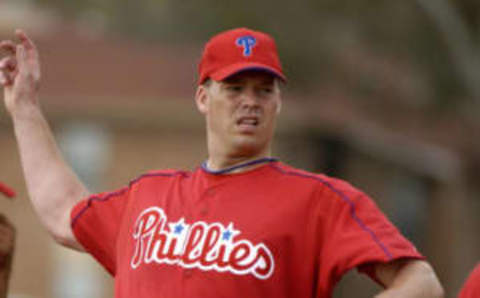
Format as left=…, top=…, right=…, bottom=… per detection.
left=205, top=154, right=273, bottom=174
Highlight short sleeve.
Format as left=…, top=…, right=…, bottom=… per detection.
left=459, top=263, right=480, bottom=298
left=316, top=179, right=424, bottom=296
left=70, top=186, right=131, bottom=276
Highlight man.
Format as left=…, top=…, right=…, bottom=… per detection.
left=0, top=182, right=15, bottom=298
left=0, top=28, right=444, bottom=297
left=458, top=263, right=480, bottom=298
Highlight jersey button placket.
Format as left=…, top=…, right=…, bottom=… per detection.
left=199, top=188, right=216, bottom=217
left=205, top=188, right=216, bottom=196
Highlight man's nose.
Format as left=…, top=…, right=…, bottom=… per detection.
left=240, top=88, right=260, bottom=106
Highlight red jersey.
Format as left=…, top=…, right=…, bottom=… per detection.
left=459, top=264, right=480, bottom=298
left=70, top=161, right=423, bottom=298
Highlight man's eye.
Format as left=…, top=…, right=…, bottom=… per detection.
left=226, top=85, right=242, bottom=92
left=258, top=87, right=273, bottom=95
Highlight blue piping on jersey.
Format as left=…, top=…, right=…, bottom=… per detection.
left=71, top=165, right=393, bottom=260
left=70, top=171, right=189, bottom=229
left=201, top=157, right=278, bottom=175
left=269, top=163, right=394, bottom=260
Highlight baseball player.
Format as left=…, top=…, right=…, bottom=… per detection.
left=458, top=263, right=480, bottom=298
left=0, top=183, right=15, bottom=298
left=0, top=28, right=444, bottom=297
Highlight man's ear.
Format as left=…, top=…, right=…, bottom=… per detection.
left=195, top=85, right=209, bottom=114
left=275, top=79, right=282, bottom=114
left=276, top=96, right=282, bottom=114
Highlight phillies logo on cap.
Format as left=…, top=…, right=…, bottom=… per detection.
left=197, top=27, right=286, bottom=84
left=236, top=35, right=256, bottom=57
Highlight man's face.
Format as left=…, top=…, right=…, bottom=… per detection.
left=195, top=71, right=282, bottom=158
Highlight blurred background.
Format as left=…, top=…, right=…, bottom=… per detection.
left=0, top=0, right=479, bottom=297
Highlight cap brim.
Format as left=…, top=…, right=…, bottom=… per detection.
left=210, top=62, right=286, bottom=83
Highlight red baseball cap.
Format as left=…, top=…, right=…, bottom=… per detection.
left=198, top=28, right=286, bottom=85
left=0, top=182, right=16, bottom=199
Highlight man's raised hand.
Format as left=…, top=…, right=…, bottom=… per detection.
left=0, top=29, right=41, bottom=114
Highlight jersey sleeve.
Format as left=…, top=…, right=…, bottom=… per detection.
left=70, top=185, right=131, bottom=276
left=316, top=178, right=424, bottom=296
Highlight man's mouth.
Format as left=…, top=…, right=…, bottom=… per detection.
left=237, top=116, right=259, bottom=127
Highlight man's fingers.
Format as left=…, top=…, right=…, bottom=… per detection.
left=0, top=70, right=14, bottom=87
left=0, top=214, right=8, bottom=225
left=0, top=56, right=16, bottom=86
left=15, top=29, right=37, bottom=52
left=0, top=72, right=6, bottom=86
left=0, top=220, right=15, bottom=256
left=0, top=221, right=14, bottom=233
left=0, top=40, right=16, bottom=55
left=0, top=56, right=17, bottom=71
left=0, top=214, right=14, bottom=228
left=0, top=30, right=38, bottom=89
left=15, top=44, right=27, bottom=70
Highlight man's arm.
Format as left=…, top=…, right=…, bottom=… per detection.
left=0, top=214, right=15, bottom=298
left=374, top=259, right=444, bottom=298
left=0, top=30, right=87, bottom=251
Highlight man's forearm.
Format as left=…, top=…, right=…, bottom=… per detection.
left=2, top=31, right=86, bottom=250
left=12, top=103, right=88, bottom=250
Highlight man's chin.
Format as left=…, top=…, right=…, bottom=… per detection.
left=231, top=137, right=267, bottom=156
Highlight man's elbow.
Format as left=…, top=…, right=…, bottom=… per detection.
left=378, top=260, right=445, bottom=298
left=51, top=228, right=72, bottom=247
left=51, top=225, right=84, bottom=251
left=45, top=211, right=83, bottom=251
left=411, top=261, right=445, bottom=298
left=428, top=276, right=445, bottom=298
